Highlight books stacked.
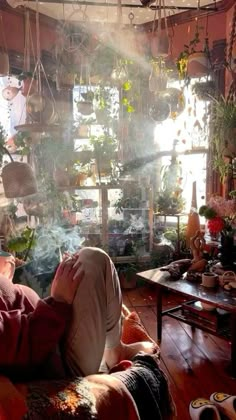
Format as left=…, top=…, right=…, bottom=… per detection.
left=181, top=301, right=230, bottom=333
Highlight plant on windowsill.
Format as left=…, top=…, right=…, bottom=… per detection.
left=78, top=131, right=118, bottom=183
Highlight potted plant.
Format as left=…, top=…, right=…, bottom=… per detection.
left=6, top=226, right=36, bottom=263
left=176, top=29, right=211, bottom=80
left=117, top=262, right=137, bottom=289
left=18, top=71, right=37, bottom=97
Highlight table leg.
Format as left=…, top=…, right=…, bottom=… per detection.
left=231, top=313, right=236, bottom=378
left=156, top=286, right=163, bottom=344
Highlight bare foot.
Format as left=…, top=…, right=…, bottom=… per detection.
left=104, top=341, right=159, bottom=370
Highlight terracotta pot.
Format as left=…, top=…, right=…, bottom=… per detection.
left=2, top=161, right=38, bottom=198
left=54, top=168, right=70, bottom=187
left=187, top=52, right=211, bottom=78
left=0, top=51, right=9, bottom=76
left=119, top=272, right=137, bottom=289
left=21, top=78, right=37, bottom=97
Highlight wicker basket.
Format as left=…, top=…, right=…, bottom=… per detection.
left=2, top=161, right=38, bottom=198
left=218, top=271, right=236, bottom=287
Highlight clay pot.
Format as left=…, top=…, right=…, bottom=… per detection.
left=54, top=168, right=70, bottom=187
left=187, top=52, right=211, bottom=78
left=21, top=78, right=37, bottom=97
left=2, top=161, right=38, bottom=198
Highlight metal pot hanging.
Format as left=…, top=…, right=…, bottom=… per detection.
left=1, top=148, right=37, bottom=198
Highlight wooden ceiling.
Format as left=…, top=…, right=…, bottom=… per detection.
left=7, top=0, right=219, bottom=25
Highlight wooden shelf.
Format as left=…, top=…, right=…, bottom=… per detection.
left=112, top=255, right=151, bottom=264
left=163, top=306, right=231, bottom=341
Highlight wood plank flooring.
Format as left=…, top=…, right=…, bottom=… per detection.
left=122, top=284, right=236, bottom=420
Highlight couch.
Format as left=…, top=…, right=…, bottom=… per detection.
left=0, top=308, right=175, bottom=420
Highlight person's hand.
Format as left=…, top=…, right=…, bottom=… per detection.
left=51, top=257, right=84, bottom=304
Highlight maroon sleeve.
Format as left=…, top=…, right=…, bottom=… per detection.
left=0, top=297, right=72, bottom=368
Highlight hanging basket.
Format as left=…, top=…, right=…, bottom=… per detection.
left=150, top=32, right=169, bottom=58
left=2, top=161, right=38, bottom=198
left=77, top=101, right=94, bottom=116
left=187, top=52, right=211, bottom=78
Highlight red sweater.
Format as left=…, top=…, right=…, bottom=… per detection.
left=0, top=276, right=72, bottom=380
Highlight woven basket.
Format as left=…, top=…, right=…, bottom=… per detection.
left=2, top=161, right=37, bottom=198
left=218, top=271, right=236, bottom=287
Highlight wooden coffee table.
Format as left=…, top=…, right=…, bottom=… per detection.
left=137, top=268, right=236, bottom=377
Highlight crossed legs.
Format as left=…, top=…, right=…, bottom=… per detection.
left=62, top=247, right=155, bottom=376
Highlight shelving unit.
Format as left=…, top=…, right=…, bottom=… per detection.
left=60, top=182, right=154, bottom=263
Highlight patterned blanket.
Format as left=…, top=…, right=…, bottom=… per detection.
left=0, top=309, right=164, bottom=420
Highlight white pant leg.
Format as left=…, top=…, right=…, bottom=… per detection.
left=62, top=247, right=122, bottom=376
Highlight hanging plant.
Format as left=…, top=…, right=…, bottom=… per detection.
left=150, top=0, right=170, bottom=59
left=176, top=26, right=212, bottom=81
left=192, top=80, right=217, bottom=101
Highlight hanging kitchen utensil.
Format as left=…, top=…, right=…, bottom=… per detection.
left=0, top=14, right=9, bottom=75
left=150, top=0, right=169, bottom=58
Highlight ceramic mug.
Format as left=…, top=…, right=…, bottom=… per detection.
left=202, top=272, right=218, bottom=288
left=0, top=251, right=15, bottom=280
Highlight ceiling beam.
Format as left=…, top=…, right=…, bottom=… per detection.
left=24, top=0, right=218, bottom=11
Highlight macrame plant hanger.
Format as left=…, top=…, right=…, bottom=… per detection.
left=227, top=0, right=236, bottom=104
left=150, top=0, right=169, bottom=59
left=17, top=0, right=59, bottom=131
left=225, top=1, right=236, bottom=192
left=0, top=13, right=9, bottom=76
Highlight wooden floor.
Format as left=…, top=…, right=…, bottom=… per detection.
left=122, top=284, right=236, bottom=420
